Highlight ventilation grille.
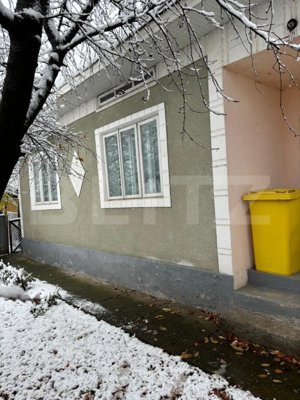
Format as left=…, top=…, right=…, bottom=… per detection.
left=98, top=69, right=155, bottom=107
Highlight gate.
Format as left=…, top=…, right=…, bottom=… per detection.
left=9, top=218, right=22, bottom=253
left=0, top=215, right=8, bottom=254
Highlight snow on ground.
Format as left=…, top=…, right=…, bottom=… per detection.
left=0, top=275, right=259, bottom=399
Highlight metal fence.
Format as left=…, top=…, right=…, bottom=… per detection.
left=0, top=214, right=22, bottom=255
left=0, top=214, right=9, bottom=254
left=9, top=218, right=22, bottom=253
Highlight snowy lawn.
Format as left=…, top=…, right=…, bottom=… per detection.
left=0, top=262, right=259, bottom=400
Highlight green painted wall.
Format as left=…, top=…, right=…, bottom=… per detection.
left=21, top=67, right=218, bottom=270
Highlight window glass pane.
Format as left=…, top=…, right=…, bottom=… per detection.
left=33, top=161, right=41, bottom=203
left=140, top=120, right=161, bottom=194
left=121, top=128, right=139, bottom=196
left=105, top=134, right=122, bottom=197
left=49, top=166, right=58, bottom=201
left=41, top=161, right=49, bottom=202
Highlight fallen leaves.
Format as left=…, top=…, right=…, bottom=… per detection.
left=194, top=331, right=300, bottom=388
left=204, top=312, right=220, bottom=325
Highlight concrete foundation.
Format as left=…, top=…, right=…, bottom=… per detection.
left=22, top=238, right=234, bottom=313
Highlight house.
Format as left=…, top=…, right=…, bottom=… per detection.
left=19, top=0, right=300, bottom=316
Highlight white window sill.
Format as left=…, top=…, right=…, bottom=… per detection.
left=101, top=196, right=171, bottom=209
left=31, top=202, right=62, bottom=211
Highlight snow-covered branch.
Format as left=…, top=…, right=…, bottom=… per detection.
left=0, top=1, right=14, bottom=32
left=215, top=0, right=300, bottom=51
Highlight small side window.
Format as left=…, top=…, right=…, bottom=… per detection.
left=29, top=155, right=61, bottom=211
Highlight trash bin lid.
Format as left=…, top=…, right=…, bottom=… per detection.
left=242, top=189, right=300, bottom=201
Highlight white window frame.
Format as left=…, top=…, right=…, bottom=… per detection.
left=28, top=156, right=62, bottom=211
left=95, top=103, right=171, bottom=208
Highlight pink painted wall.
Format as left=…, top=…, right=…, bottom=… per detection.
left=282, top=87, right=300, bottom=186
left=223, top=69, right=289, bottom=288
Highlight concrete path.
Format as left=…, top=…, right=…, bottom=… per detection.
left=3, top=254, right=300, bottom=400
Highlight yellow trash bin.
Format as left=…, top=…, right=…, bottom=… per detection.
left=243, top=189, right=300, bottom=275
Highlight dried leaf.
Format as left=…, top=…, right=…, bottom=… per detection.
left=180, top=352, right=193, bottom=359
left=271, top=350, right=279, bottom=355
left=209, top=388, right=231, bottom=400
left=230, top=343, right=244, bottom=352
left=159, top=326, right=167, bottom=331
left=274, top=369, right=283, bottom=374
left=154, top=315, right=165, bottom=320
left=259, top=374, right=268, bottom=379
left=271, top=350, right=284, bottom=358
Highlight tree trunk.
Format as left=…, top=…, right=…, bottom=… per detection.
left=0, top=5, right=43, bottom=198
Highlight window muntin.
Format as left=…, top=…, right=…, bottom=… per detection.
left=29, top=156, right=61, bottom=211
left=103, top=118, right=162, bottom=200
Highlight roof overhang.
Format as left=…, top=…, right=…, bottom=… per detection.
left=57, top=0, right=266, bottom=115
left=225, top=37, right=300, bottom=90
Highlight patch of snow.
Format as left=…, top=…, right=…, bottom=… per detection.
left=0, top=285, right=31, bottom=301
left=67, top=296, right=106, bottom=315
left=0, top=278, right=259, bottom=400
left=176, top=260, right=195, bottom=267
left=21, top=8, right=43, bottom=21
left=28, top=280, right=65, bottom=298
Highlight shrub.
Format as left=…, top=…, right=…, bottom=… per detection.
left=0, top=260, right=34, bottom=290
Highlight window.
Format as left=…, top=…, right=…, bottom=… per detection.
left=29, top=156, right=61, bottom=211
left=97, top=69, right=155, bottom=107
left=95, top=103, right=171, bottom=208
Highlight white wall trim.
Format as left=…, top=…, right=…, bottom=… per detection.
left=205, top=30, right=233, bottom=276
left=18, top=169, right=24, bottom=238
left=69, top=150, right=85, bottom=197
